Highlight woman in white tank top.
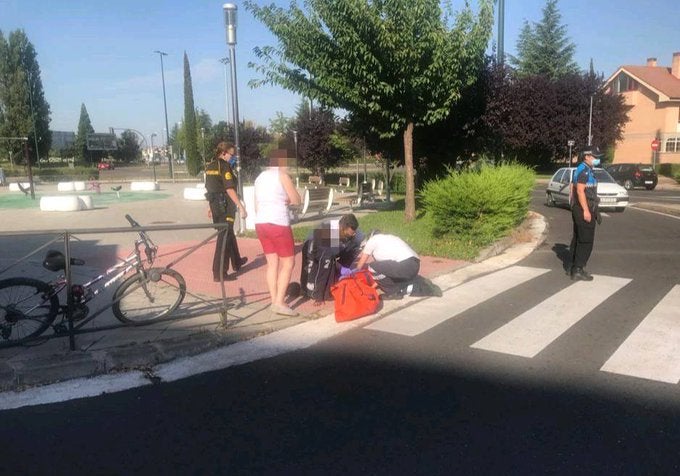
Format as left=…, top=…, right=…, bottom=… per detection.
left=254, top=152, right=302, bottom=316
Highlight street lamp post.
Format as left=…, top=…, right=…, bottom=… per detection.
left=223, top=3, right=245, bottom=233
left=154, top=50, right=174, bottom=179
left=150, top=133, right=157, bottom=182
left=219, top=57, right=231, bottom=125
left=200, top=127, right=207, bottom=175
left=587, top=95, right=594, bottom=146
left=292, top=130, right=299, bottom=186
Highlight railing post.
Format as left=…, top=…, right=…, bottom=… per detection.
left=64, top=231, right=76, bottom=351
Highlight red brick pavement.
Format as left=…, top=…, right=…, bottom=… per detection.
left=152, top=237, right=470, bottom=318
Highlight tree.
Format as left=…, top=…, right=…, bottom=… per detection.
left=291, top=106, right=350, bottom=177
left=183, top=52, right=201, bottom=176
left=268, top=111, right=293, bottom=139
left=482, top=65, right=628, bottom=168
left=112, top=130, right=141, bottom=163
left=246, top=0, right=494, bottom=222
left=508, top=0, right=579, bottom=78
left=0, top=29, right=51, bottom=165
left=74, top=103, right=95, bottom=165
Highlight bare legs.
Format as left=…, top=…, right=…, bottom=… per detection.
left=263, top=253, right=297, bottom=315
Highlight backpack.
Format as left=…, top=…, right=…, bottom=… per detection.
left=330, top=270, right=380, bottom=322
left=300, top=239, right=337, bottom=302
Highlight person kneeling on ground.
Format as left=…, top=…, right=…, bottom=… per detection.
left=299, top=213, right=364, bottom=305
left=355, top=231, right=442, bottom=300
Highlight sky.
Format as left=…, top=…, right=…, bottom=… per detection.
left=1, top=0, right=678, bottom=146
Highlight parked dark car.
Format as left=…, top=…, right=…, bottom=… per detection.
left=605, top=163, right=657, bottom=190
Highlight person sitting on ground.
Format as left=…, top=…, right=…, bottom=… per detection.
left=355, top=230, right=442, bottom=300
left=299, top=213, right=364, bottom=305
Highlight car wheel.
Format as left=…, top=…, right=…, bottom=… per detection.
left=623, top=179, right=633, bottom=190
left=545, top=191, right=555, bottom=207
left=615, top=207, right=625, bottom=213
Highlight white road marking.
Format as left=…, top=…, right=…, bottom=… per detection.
left=365, top=266, right=550, bottom=337
left=471, top=275, right=632, bottom=358
left=601, top=285, right=680, bottom=384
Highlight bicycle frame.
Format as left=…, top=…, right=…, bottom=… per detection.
left=49, top=238, right=152, bottom=309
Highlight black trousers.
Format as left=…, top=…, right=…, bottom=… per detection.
left=209, top=195, right=242, bottom=278
left=369, top=256, right=420, bottom=296
left=570, top=204, right=596, bottom=269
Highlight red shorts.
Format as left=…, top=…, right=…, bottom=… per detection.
left=255, top=223, right=295, bottom=257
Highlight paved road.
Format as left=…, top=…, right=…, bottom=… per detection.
left=2, top=187, right=680, bottom=474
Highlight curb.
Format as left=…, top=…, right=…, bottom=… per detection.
left=0, top=212, right=549, bottom=395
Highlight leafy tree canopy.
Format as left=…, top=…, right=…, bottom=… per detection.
left=246, top=0, right=494, bottom=221
left=508, top=0, right=579, bottom=78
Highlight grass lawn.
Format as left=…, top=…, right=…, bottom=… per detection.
left=283, top=198, right=499, bottom=261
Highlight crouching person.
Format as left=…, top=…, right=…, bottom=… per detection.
left=355, top=231, right=442, bottom=300
left=300, top=213, right=363, bottom=304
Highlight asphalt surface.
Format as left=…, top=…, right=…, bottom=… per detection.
left=0, top=175, right=678, bottom=397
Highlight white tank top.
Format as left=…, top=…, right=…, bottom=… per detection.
left=254, top=168, right=290, bottom=226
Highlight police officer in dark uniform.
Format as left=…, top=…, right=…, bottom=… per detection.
left=569, top=145, right=603, bottom=281
left=205, top=142, right=247, bottom=282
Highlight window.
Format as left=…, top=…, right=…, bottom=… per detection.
left=616, top=73, right=638, bottom=93
left=552, top=169, right=565, bottom=183
left=666, top=138, right=679, bottom=153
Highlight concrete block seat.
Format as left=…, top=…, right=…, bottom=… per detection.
left=40, top=195, right=94, bottom=212
left=9, top=182, right=31, bottom=192
left=183, top=183, right=207, bottom=201
left=56, top=181, right=85, bottom=192
left=130, top=181, right=160, bottom=191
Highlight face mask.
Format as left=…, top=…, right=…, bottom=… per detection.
left=592, top=158, right=601, bottom=167
left=228, top=157, right=237, bottom=168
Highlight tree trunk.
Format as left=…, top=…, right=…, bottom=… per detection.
left=403, top=122, right=415, bottom=222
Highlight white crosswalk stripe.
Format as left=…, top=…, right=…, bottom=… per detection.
left=365, top=266, right=550, bottom=336
left=471, top=275, right=632, bottom=357
left=364, top=265, right=680, bottom=385
left=601, top=285, right=680, bottom=384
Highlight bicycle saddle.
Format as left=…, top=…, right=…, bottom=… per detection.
left=42, top=250, right=85, bottom=271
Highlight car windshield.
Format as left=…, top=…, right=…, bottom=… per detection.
left=593, top=169, right=616, bottom=183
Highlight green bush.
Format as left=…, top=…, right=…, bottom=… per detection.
left=659, top=163, right=680, bottom=178
left=421, top=163, right=535, bottom=245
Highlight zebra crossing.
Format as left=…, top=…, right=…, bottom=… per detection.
left=364, top=265, right=680, bottom=384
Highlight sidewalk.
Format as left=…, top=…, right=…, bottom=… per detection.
left=1, top=173, right=678, bottom=395
left=0, top=182, right=473, bottom=393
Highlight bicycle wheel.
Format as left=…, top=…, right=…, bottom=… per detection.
left=112, top=268, right=186, bottom=325
left=0, top=278, right=59, bottom=346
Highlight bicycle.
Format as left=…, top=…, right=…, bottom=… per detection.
left=0, top=214, right=186, bottom=346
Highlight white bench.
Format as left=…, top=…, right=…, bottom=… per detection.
left=130, top=181, right=160, bottom=191
left=298, top=187, right=334, bottom=219
left=183, top=183, right=207, bottom=200
left=9, top=182, right=31, bottom=192
left=40, top=195, right=94, bottom=212
left=57, top=181, right=86, bottom=192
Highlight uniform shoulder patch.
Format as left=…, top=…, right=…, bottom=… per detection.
left=224, top=172, right=233, bottom=180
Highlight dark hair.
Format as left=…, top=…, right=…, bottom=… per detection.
left=215, top=141, right=234, bottom=159
left=339, top=213, right=359, bottom=231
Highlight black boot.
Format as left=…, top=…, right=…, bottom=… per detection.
left=571, top=267, right=593, bottom=281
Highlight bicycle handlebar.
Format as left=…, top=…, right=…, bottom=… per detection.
left=125, top=214, right=157, bottom=263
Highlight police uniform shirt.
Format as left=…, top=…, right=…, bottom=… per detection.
left=573, top=163, right=598, bottom=206
left=205, top=159, right=236, bottom=194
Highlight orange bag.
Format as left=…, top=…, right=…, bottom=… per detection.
left=330, top=270, right=380, bottom=322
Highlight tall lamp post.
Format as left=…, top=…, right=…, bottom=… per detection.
left=292, top=130, right=299, bottom=186
left=587, top=94, right=594, bottom=146
left=219, top=57, right=231, bottom=125
left=223, top=3, right=245, bottom=233
left=150, top=133, right=158, bottom=182
left=154, top=50, right=174, bottom=179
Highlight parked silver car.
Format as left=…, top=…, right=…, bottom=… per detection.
left=545, top=167, right=629, bottom=212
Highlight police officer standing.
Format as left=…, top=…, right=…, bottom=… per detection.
left=205, top=142, right=247, bottom=282
left=569, top=145, right=603, bottom=281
